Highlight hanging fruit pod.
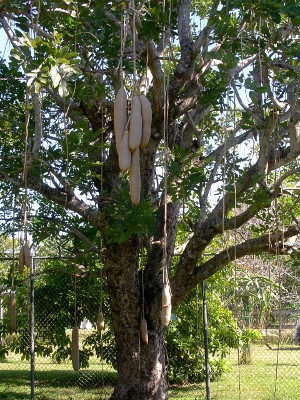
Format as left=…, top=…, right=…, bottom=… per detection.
left=161, top=303, right=172, bottom=328
left=139, top=94, right=152, bottom=150
left=97, top=311, right=105, bottom=333
left=18, top=243, right=31, bottom=274
left=9, top=291, right=17, bottom=333
left=140, top=318, right=148, bottom=345
left=23, top=243, right=31, bottom=267
left=114, top=85, right=127, bottom=154
left=72, top=325, right=80, bottom=371
left=129, top=148, right=140, bottom=205
left=161, top=284, right=172, bottom=328
left=118, top=129, right=131, bottom=171
left=129, top=95, right=142, bottom=151
left=18, top=247, right=24, bottom=274
left=162, top=284, right=171, bottom=307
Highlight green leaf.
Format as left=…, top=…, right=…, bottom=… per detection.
left=50, top=66, right=61, bottom=88
left=58, top=79, right=69, bottom=97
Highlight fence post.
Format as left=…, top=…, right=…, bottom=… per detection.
left=30, top=258, right=35, bottom=400
left=202, top=280, right=211, bottom=400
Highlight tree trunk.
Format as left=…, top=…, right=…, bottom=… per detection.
left=106, top=237, right=168, bottom=400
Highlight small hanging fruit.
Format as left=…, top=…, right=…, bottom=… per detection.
left=130, top=148, right=140, bottom=205
left=9, top=290, right=17, bottom=333
left=72, top=325, right=80, bottom=371
left=161, top=284, right=172, bottom=328
left=18, top=243, right=31, bottom=274
left=118, top=129, right=131, bottom=171
left=129, top=95, right=142, bottom=151
left=97, top=311, right=105, bottom=333
left=114, top=85, right=127, bottom=155
left=139, top=94, right=152, bottom=150
left=18, top=247, right=24, bottom=274
left=140, top=318, right=148, bottom=345
left=23, top=243, right=31, bottom=267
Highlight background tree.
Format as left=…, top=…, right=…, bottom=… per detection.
left=0, top=1, right=299, bottom=399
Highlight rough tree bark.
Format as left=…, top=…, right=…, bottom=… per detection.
left=106, top=237, right=168, bottom=400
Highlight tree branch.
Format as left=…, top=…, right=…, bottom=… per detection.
left=192, top=0, right=218, bottom=54
left=46, top=217, right=101, bottom=255
left=177, top=0, right=192, bottom=51
left=172, top=221, right=300, bottom=309
left=0, top=169, right=99, bottom=227
left=0, top=16, right=23, bottom=53
left=232, top=81, right=266, bottom=125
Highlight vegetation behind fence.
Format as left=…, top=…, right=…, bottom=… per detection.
left=0, top=258, right=299, bottom=399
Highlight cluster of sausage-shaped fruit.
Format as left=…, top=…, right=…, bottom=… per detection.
left=114, top=85, right=152, bottom=205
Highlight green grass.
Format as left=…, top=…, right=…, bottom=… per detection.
left=0, top=354, right=115, bottom=399
left=0, top=344, right=299, bottom=399
left=207, top=344, right=300, bottom=400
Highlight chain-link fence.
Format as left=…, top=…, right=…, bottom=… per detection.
left=0, top=258, right=299, bottom=400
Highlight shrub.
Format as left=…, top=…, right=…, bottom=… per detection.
left=165, top=290, right=238, bottom=384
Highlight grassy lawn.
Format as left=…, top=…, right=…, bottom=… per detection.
left=207, top=344, right=300, bottom=400
left=0, top=344, right=299, bottom=399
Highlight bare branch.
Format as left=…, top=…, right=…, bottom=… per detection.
left=104, top=11, right=122, bottom=30
left=261, top=65, right=287, bottom=111
left=0, top=17, right=23, bottom=53
left=0, top=168, right=99, bottom=227
left=269, top=61, right=300, bottom=74
left=186, top=111, right=202, bottom=135
left=47, top=86, right=82, bottom=112
left=230, top=54, right=257, bottom=78
left=47, top=217, right=100, bottom=255
left=232, top=81, right=266, bottom=125
left=207, top=123, right=253, bottom=163
left=144, top=41, right=165, bottom=118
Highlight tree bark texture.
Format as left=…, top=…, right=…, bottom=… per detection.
left=106, top=237, right=168, bottom=400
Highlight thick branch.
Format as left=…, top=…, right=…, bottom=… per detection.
left=0, top=17, right=22, bottom=53
left=29, top=178, right=99, bottom=227
left=172, top=221, right=300, bottom=309
left=0, top=169, right=99, bottom=227
left=177, top=0, right=192, bottom=51
left=142, top=41, right=164, bottom=122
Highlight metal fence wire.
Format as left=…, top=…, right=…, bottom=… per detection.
left=0, top=258, right=299, bottom=400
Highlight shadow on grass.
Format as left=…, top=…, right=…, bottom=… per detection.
left=265, top=363, right=299, bottom=367
left=265, top=346, right=300, bottom=351
left=0, top=368, right=117, bottom=389
left=0, top=369, right=30, bottom=387
left=272, top=347, right=300, bottom=351
left=0, top=391, right=30, bottom=400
